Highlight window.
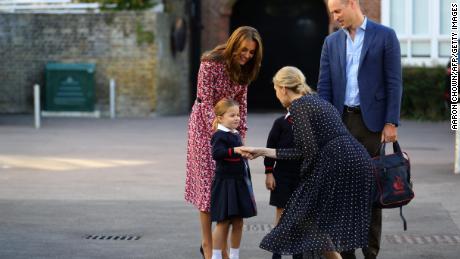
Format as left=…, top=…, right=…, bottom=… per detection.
left=400, top=41, right=408, bottom=57
left=412, top=42, right=431, bottom=57
left=439, top=42, right=450, bottom=57
left=390, top=0, right=405, bottom=34
left=382, top=0, right=450, bottom=66
left=439, top=0, right=451, bottom=58
left=412, top=0, right=429, bottom=35
left=440, top=0, right=450, bottom=35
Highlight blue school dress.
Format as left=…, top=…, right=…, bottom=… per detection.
left=210, top=124, right=257, bottom=222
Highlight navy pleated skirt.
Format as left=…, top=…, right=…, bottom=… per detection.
left=210, top=173, right=257, bottom=222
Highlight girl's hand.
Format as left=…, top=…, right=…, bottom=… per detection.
left=265, top=173, right=276, bottom=191
left=238, top=147, right=262, bottom=159
left=234, top=146, right=253, bottom=159
left=239, top=147, right=277, bottom=159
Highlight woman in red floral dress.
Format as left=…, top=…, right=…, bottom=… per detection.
left=185, top=26, right=263, bottom=259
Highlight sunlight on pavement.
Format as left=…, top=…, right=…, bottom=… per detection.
left=0, top=155, right=153, bottom=171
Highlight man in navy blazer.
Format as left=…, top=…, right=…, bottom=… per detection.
left=318, top=0, right=402, bottom=258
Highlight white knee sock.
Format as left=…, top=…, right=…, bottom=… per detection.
left=229, top=248, right=239, bottom=259
left=211, top=249, right=222, bottom=259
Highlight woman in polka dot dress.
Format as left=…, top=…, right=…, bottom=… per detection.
left=185, top=26, right=263, bottom=259
left=241, top=67, right=373, bottom=259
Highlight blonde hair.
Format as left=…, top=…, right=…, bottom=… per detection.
left=273, top=66, right=314, bottom=95
left=212, top=98, right=240, bottom=132
left=202, top=26, right=263, bottom=85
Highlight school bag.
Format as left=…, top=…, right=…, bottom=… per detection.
left=372, top=141, right=414, bottom=231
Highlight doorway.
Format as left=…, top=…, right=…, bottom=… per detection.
left=231, top=0, right=329, bottom=111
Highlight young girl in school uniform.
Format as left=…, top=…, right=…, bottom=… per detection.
left=264, top=110, right=303, bottom=259
left=210, top=98, right=257, bottom=259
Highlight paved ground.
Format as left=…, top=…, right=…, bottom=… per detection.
left=0, top=114, right=459, bottom=259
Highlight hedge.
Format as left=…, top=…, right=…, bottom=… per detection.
left=401, top=66, right=447, bottom=121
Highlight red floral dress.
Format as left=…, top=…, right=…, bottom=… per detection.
left=185, top=60, right=248, bottom=212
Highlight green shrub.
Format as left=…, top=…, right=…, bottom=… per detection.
left=401, top=66, right=447, bottom=121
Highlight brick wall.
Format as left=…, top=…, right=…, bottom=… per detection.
left=0, top=11, right=190, bottom=116
left=200, top=0, right=235, bottom=52
left=360, top=0, right=381, bottom=22
left=158, top=0, right=191, bottom=114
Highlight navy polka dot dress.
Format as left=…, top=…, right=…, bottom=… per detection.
left=259, top=94, right=373, bottom=255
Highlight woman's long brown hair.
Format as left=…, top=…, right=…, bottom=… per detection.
left=201, top=26, right=263, bottom=85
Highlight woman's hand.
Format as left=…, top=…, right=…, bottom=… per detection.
left=234, top=146, right=253, bottom=159
left=239, top=147, right=277, bottom=159
left=238, top=147, right=263, bottom=159
left=265, top=173, right=276, bottom=191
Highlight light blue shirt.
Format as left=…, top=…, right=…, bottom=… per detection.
left=343, top=17, right=367, bottom=107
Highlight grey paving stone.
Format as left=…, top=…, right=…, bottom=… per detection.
left=0, top=114, right=458, bottom=258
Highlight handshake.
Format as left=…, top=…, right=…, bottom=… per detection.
left=233, top=147, right=275, bottom=160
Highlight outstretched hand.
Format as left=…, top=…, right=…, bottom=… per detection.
left=234, top=146, right=264, bottom=160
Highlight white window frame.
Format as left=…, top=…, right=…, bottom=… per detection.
left=381, top=0, right=450, bottom=66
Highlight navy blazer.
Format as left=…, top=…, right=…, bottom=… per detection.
left=317, top=19, right=402, bottom=132
left=211, top=130, right=246, bottom=179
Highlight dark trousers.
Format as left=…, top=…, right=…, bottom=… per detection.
left=342, top=110, right=382, bottom=259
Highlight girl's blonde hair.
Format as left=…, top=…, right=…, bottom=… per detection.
left=212, top=98, right=240, bottom=132
left=273, top=66, right=314, bottom=95
left=202, top=26, right=263, bottom=85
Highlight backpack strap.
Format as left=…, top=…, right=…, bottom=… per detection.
left=400, top=206, right=407, bottom=231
